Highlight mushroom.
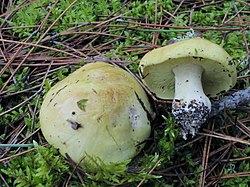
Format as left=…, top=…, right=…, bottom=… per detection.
left=40, top=62, right=152, bottom=166
left=139, top=38, right=237, bottom=139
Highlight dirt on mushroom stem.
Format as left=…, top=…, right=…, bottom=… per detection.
left=171, top=63, right=211, bottom=139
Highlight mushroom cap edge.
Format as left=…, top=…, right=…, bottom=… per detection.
left=139, top=38, right=237, bottom=99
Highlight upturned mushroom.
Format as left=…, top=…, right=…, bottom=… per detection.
left=40, top=62, right=152, bottom=166
left=139, top=38, right=237, bottom=139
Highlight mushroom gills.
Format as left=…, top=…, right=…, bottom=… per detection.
left=172, top=63, right=211, bottom=139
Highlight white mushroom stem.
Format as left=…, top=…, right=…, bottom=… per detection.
left=172, top=63, right=211, bottom=140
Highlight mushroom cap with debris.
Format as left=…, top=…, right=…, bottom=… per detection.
left=139, top=38, right=237, bottom=99
left=39, top=62, right=152, bottom=166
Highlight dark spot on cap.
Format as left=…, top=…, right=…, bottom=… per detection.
left=136, top=145, right=141, bottom=152
left=228, top=60, right=234, bottom=65
left=192, top=55, right=204, bottom=61
left=76, top=80, right=79, bottom=83
left=186, top=80, right=189, bottom=82
left=67, top=119, right=83, bottom=130
left=228, top=74, right=231, bottom=77
left=138, top=67, right=143, bottom=75
left=168, top=39, right=177, bottom=44
left=220, top=90, right=226, bottom=94
left=72, top=111, right=76, bottom=115
left=141, top=73, right=149, bottom=79
left=48, top=85, right=68, bottom=106
left=53, top=103, right=57, bottom=107
left=97, top=115, right=103, bottom=123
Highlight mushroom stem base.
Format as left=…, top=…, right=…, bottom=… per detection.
left=172, top=100, right=210, bottom=140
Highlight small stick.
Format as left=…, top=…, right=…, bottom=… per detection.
left=0, top=144, right=34, bottom=148
left=210, top=86, right=250, bottom=117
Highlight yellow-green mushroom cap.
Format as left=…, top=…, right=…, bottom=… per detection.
left=139, top=38, right=237, bottom=99
left=39, top=62, right=152, bottom=166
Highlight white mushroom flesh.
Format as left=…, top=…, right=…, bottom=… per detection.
left=172, top=63, right=211, bottom=139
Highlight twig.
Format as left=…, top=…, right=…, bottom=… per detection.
left=210, top=86, right=250, bottom=117
left=0, top=147, right=36, bottom=163
left=197, top=131, right=250, bottom=146
left=127, top=20, right=250, bottom=31
left=137, top=159, right=161, bottom=187
left=199, top=122, right=214, bottom=187
left=0, top=38, right=81, bottom=60
left=208, top=171, right=250, bottom=180
left=0, top=143, right=34, bottom=148
left=164, top=0, right=185, bottom=25
left=0, top=173, right=10, bottom=187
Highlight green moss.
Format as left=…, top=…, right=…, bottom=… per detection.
left=1, top=143, right=69, bottom=187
